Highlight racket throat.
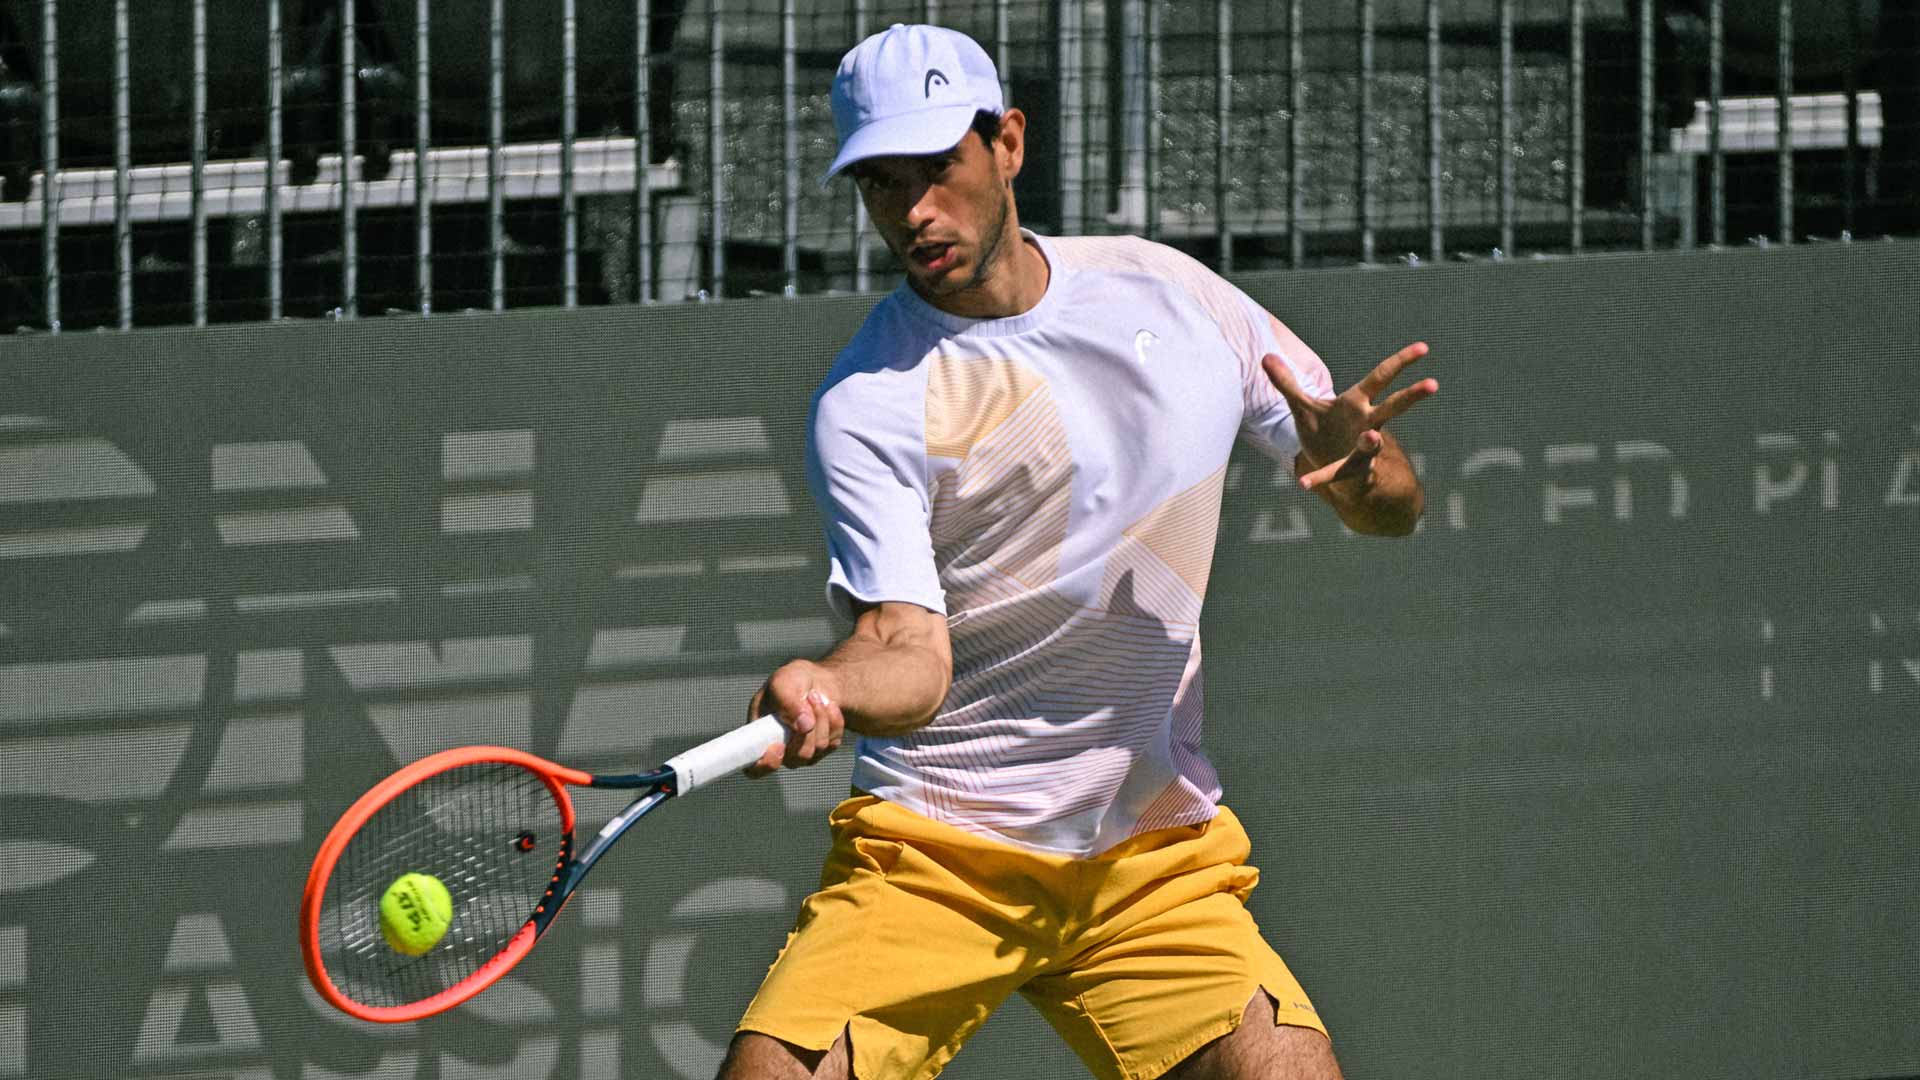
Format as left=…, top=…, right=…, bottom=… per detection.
left=530, top=788, right=670, bottom=935
left=592, top=789, right=670, bottom=851
left=532, top=859, right=592, bottom=934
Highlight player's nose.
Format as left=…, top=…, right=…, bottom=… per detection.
left=903, top=186, right=940, bottom=231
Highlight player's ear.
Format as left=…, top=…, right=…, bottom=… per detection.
left=996, top=108, right=1027, bottom=183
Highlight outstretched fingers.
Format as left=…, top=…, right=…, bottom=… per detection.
left=1299, top=430, right=1383, bottom=491
left=1260, top=352, right=1315, bottom=407
left=1356, top=341, right=1430, bottom=401
left=1370, top=375, right=1440, bottom=427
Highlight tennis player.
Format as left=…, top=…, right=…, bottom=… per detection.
left=722, top=24, right=1436, bottom=1080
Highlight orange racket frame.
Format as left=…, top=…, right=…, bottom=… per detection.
left=300, top=716, right=784, bottom=1023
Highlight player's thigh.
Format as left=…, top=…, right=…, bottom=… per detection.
left=1022, top=889, right=1328, bottom=1080
left=1163, top=991, right=1342, bottom=1080
left=716, top=1028, right=852, bottom=1080
left=736, top=800, right=1040, bottom=1079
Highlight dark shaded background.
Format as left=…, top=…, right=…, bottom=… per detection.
left=1, top=239, right=1915, bottom=1079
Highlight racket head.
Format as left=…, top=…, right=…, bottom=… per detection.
left=299, top=746, right=591, bottom=1023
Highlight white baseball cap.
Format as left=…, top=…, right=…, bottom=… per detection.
left=822, top=24, right=1004, bottom=188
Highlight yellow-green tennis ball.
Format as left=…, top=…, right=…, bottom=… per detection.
left=378, top=872, right=453, bottom=957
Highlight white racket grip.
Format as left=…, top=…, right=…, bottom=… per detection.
left=664, top=715, right=786, bottom=794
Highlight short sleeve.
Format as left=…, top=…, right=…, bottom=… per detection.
left=806, top=379, right=948, bottom=621
left=1068, top=236, right=1333, bottom=464
left=1236, top=293, right=1335, bottom=464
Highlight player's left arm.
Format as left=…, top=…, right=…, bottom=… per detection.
left=1256, top=319, right=1437, bottom=536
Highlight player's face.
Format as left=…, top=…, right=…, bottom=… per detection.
left=852, top=113, right=1024, bottom=304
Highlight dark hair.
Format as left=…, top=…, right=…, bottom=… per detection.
left=970, top=109, right=1003, bottom=147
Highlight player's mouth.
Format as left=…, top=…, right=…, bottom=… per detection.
left=909, top=240, right=958, bottom=274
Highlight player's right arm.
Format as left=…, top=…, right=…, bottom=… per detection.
left=746, top=601, right=951, bottom=776
left=748, top=331, right=952, bottom=777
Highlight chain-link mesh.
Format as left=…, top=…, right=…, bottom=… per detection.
left=0, top=0, right=1912, bottom=330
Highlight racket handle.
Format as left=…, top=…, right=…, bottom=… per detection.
left=665, top=714, right=786, bottom=794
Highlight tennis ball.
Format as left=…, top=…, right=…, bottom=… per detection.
left=378, top=872, right=453, bottom=957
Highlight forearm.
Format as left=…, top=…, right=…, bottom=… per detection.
left=747, top=601, right=951, bottom=776
left=811, top=628, right=951, bottom=736
left=1301, top=431, right=1425, bottom=536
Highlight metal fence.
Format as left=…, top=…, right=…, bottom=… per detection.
left=1, top=0, right=1913, bottom=331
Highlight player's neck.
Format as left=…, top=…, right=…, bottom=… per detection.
left=919, top=230, right=1050, bottom=321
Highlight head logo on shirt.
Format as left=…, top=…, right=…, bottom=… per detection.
left=1133, top=329, right=1161, bottom=366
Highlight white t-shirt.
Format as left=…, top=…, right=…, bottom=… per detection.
left=807, top=231, right=1335, bottom=857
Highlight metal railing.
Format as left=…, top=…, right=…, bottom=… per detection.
left=0, top=0, right=1911, bottom=331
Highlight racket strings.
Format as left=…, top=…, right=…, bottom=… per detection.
left=317, top=762, right=565, bottom=1009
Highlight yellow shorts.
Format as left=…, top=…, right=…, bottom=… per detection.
left=737, top=796, right=1326, bottom=1080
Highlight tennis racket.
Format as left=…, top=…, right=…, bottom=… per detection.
left=299, top=714, right=786, bottom=1023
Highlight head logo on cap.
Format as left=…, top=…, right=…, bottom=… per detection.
left=822, top=24, right=1005, bottom=187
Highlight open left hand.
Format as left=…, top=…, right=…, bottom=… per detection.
left=1261, top=341, right=1438, bottom=491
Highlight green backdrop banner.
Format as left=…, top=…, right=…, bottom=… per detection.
left=2, top=240, right=1916, bottom=1080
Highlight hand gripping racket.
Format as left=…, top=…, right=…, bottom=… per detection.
left=299, top=715, right=785, bottom=1023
